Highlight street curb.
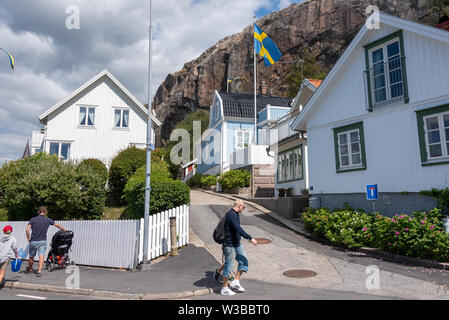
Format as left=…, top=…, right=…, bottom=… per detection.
left=4, top=281, right=217, bottom=300
left=197, top=189, right=449, bottom=271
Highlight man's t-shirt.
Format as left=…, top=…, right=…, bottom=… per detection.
left=28, top=215, right=55, bottom=241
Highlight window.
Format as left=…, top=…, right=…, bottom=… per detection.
left=114, top=109, right=129, bottom=128
left=277, top=146, right=303, bottom=183
left=235, top=130, right=251, bottom=148
left=333, top=122, right=367, bottom=173
left=364, top=30, right=409, bottom=111
left=417, top=104, right=449, bottom=165
left=79, top=106, right=95, bottom=126
left=49, top=142, right=71, bottom=160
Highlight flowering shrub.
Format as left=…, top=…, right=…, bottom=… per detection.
left=303, top=207, right=449, bottom=261
left=371, top=208, right=449, bottom=262
left=303, top=208, right=374, bottom=249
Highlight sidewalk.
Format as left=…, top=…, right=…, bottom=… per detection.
left=1, top=243, right=221, bottom=300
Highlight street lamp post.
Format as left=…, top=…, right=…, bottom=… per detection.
left=142, top=0, right=153, bottom=270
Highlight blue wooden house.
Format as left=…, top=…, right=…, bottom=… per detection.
left=197, top=89, right=291, bottom=176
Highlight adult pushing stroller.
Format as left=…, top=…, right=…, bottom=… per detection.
left=46, top=230, right=74, bottom=272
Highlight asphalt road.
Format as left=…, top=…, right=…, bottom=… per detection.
left=188, top=190, right=449, bottom=300
left=0, top=288, right=105, bottom=300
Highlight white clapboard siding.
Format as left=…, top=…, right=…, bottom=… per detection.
left=138, top=205, right=190, bottom=263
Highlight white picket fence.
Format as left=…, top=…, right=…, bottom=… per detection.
left=138, top=205, right=189, bottom=262
left=0, top=204, right=190, bottom=270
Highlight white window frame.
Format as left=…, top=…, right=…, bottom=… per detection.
left=79, top=105, right=96, bottom=127
left=337, top=129, right=363, bottom=169
left=423, top=112, right=449, bottom=160
left=277, top=146, right=303, bottom=183
left=235, top=130, right=251, bottom=149
left=114, top=108, right=130, bottom=128
left=48, top=141, right=71, bottom=160
left=368, top=37, right=404, bottom=106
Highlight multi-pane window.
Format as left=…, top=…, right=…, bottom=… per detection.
left=423, top=112, right=449, bottom=160
left=49, top=142, right=71, bottom=160
left=337, top=129, right=362, bottom=168
left=333, top=122, right=366, bottom=172
left=236, top=130, right=251, bottom=148
left=114, top=109, right=129, bottom=128
left=79, top=106, right=95, bottom=126
left=365, top=31, right=409, bottom=111
left=277, top=146, right=303, bottom=183
left=369, top=40, right=404, bottom=105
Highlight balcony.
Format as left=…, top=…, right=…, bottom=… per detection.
left=364, top=56, right=408, bottom=110
left=230, top=144, right=274, bottom=170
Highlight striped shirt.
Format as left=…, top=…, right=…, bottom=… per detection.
left=28, top=215, right=55, bottom=241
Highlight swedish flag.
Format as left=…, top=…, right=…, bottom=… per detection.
left=0, top=48, right=14, bottom=69
left=254, top=24, right=282, bottom=67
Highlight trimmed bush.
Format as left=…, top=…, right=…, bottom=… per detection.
left=78, top=159, right=108, bottom=185
left=0, top=153, right=106, bottom=221
left=186, top=173, right=204, bottom=188
left=123, top=166, right=190, bottom=218
left=200, top=175, right=217, bottom=187
left=218, top=170, right=251, bottom=190
left=109, top=147, right=146, bottom=204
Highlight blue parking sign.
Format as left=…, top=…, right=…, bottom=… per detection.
left=367, top=185, right=378, bottom=200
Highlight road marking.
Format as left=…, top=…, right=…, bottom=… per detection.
left=16, top=294, right=48, bottom=300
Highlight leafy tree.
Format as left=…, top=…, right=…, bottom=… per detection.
left=287, top=49, right=328, bottom=98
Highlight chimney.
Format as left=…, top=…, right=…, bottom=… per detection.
left=261, top=81, right=268, bottom=95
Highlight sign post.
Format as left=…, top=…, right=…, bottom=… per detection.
left=366, top=184, right=378, bottom=214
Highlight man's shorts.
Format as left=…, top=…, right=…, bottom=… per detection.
left=29, top=241, right=47, bottom=257
left=0, top=260, right=9, bottom=272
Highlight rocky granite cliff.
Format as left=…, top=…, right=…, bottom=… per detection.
left=153, top=0, right=445, bottom=146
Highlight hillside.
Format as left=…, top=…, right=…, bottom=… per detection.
left=153, top=0, right=447, bottom=146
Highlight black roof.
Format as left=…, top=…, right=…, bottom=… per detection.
left=218, top=92, right=292, bottom=118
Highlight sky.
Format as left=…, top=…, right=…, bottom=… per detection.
left=0, top=0, right=304, bottom=164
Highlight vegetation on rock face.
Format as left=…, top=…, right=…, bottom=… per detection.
left=0, top=153, right=106, bottom=221
left=287, top=49, right=328, bottom=98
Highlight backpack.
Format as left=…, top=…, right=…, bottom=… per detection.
left=213, top=214, right=227, bottom=244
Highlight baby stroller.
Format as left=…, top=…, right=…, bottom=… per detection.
left=46, top=230, right=74, bottom=272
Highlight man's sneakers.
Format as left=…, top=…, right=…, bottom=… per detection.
left=229, top=279, right=245, bottom=293
left=220, top=286, right=236, bottom=296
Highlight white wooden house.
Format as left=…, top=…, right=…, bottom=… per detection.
left=291, top=12, right=449, bottom=216
left=270, top=78, right=322, bottom=197
left=31, top=69, right=161, bottom=166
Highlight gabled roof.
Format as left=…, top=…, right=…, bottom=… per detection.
left=291, top=12, right=449, bottom=131
left=38, top=69, right=161, bottom=126
left=218, top=92, right=292, bottom=118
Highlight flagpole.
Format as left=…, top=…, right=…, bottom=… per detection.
left=253, top=16, right=257, bottom=146
left=142, top=0, right=153, bottom=270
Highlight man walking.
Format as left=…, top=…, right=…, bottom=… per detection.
left=26, top=206, right=66, bottom=277
left=0, top=226, right=18, bottom=288
left=221, top=199, right=257, bottom=296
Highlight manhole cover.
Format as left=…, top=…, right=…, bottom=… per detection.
left=255, top=238, right=272, bottom=244
left=283, top=270, right=317, bottom=278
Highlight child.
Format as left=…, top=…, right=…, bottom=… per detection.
left=0, top=226, right=18, bottom=288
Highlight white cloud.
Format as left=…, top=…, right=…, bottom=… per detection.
left=0, top=0, right=277, bottom=163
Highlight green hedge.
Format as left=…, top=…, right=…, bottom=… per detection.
left=303, top=207, right=449, bottom=261
left=200, top=175, right=217, bottom=187
left=109, top=147, right=146, bottom=204
left=0, top=153, right=106, bottom=221
left=186, top=173, right=204, bottom=188
left=218, top=170, right=251, bottom=190
left=78, top=158, right=108, bottom=185
left=123, top=166, right=190, bottom=218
